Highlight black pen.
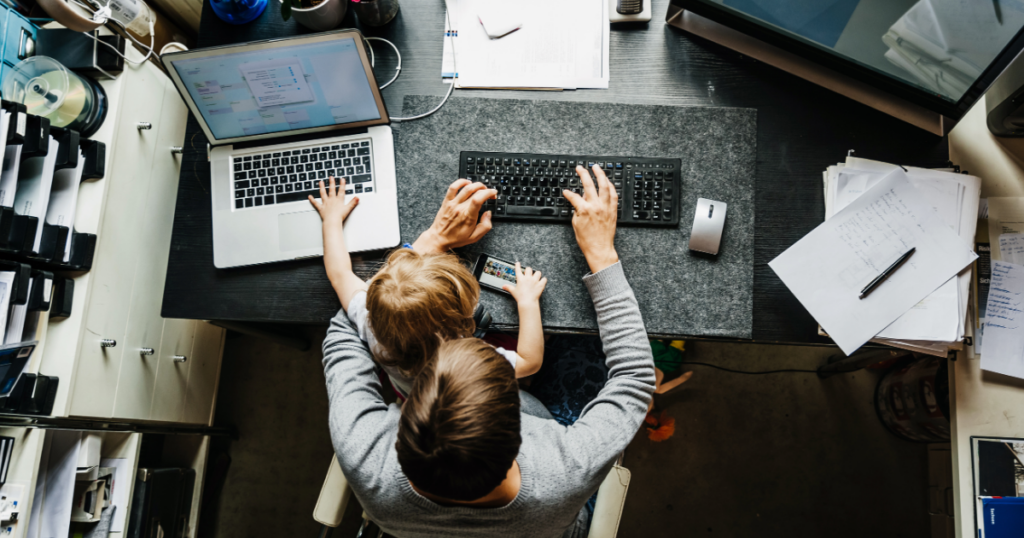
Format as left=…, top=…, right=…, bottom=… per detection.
left=859, top=247, right=915, bottom=300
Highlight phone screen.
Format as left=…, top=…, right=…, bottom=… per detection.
left=478, top=256, right=517, bottom=291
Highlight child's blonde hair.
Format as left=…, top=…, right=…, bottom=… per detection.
left=366, top=249, right=479, bottom=378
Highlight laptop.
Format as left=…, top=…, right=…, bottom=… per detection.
left=162, top=30, right=401, bottom=268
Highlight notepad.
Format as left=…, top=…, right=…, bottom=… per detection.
left=771, top=169, right=978, bottom=355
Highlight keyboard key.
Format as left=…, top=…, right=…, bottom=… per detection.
left=277, top=189, right=322, bottom=204
left=236, top=180, right=249, bottom=189
left=248, top=171, right=257, bottom=179
left=254, top=197, right=263, bottom=207
left=283, top=151, right=292, bottom=156
left=247, top=188, right=255, bottom=197
left=245, top=198, right=253, bottom=207
left=243, top=156, right=252, bottom=161
left=341, top=144, right=350, bottom=149
left=235, top=190, right=244, bottom=199
left=332, top=145, right=340, bottom=150
left=235, top=199, right=243, bottom=209
left=354, top=184, right=363, bottom=193
left=351, top=174, right=372, bottom=183
left=275, top=185, right=284, bottom=193
left=508, top=206, right=557, bottom=217
left=261, top=178, right=269, bottom=186
left=364, top=187, right=373, bottom=193
left=361, top=141, right=369, bottom=147
left=357, top=147, right=370, bottom=156
left=265, top=195, right=275, bottom=205
left=257, top=187, right=265, bottom=195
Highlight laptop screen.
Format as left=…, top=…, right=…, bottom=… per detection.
left=166, top=35, right=384, bottom=142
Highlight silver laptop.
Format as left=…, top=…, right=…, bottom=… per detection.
left=162, top=30, right=400, bottom=268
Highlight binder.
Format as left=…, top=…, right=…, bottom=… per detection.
left=27, top=270, right=52, bottom=312
left=127, top=468, right=195, bottom=538
left=49, top=276, right=73, bottom=319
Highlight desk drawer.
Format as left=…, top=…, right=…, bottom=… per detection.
left=70, top=61, right=166, bottom=418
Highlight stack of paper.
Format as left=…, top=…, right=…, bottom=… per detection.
left=771, top=166, right=977, bottom=355
left=441, top=0, right=609, bottom=89
left=817, top=156, right=982, bottom=356
left=882, top=0, right=1024, bottom=98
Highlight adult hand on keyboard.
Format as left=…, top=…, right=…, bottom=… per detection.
left=412, top=179, right=497, bottom=253
left=563, top=165, right=620, bottom=274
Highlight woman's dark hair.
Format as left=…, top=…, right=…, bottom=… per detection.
left=396, top=338, right=521, bottom=501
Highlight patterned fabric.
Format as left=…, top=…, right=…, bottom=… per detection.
left=525, top=334, right=611, bottom=531
left=528, top=335, right=610, bottom=427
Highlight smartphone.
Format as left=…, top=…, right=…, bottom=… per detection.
left=473, top=254, right=519, bottom=295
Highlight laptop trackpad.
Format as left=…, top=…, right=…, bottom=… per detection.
left=279, top=211, right=324, bottom=252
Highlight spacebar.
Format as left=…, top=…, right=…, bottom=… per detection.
left=276, top=190, right=320, bottom=204
left=506, top=206, right=558, bottom=217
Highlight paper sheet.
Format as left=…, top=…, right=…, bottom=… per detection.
left=99, top=458, right=133, bottom=533
left=14, top=137, right=60, bottom=253
left=771, top=169, right=978, bottom=354
left=45, top=150, right=85, bottom=262
left=452, top=0, right=609, bottom=89
left=0, top=272, right=15, bottom=344
left=0, top=145, right=21, bottom=209
left=4, top=278, right=30, bottom=346
left=982, top=261, right=1024, bottom=379
left=828, top=157, right=981, bottom=351
left=26, top=430, right=81, bottom=538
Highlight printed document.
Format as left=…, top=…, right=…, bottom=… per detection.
left=770, top=169, right=977, bottom=355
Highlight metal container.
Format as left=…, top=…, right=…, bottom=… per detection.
left=875, top=357, right=950, bottom=443
left=351, top=0, right=399, bottom=27
left=283, top=0, right=347, bottom=31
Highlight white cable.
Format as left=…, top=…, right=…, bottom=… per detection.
left=364, top=37, right=401, bottom=89
left=160, top=42, right=188, bottom=55
left=389, top=9, right=457, bottom=122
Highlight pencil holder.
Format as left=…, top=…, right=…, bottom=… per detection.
left=351, top=0, right=399, bottom=27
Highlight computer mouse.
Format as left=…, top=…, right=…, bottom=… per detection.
left=688, top=198, right=727, bottom=255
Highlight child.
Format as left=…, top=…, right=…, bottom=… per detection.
left=309, top=177, right=548, bottom=397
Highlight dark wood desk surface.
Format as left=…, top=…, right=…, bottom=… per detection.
left=161, top=0, right=947, bottom=344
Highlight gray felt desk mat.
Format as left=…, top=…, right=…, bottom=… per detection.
left=394, top=96, right=756, bottom=338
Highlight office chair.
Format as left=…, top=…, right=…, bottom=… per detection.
left=313, top=455, right=631, bottom=538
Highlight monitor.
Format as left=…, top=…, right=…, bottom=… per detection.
left=668, top=0, right=1024, bottom=131
left=162, top=30, right=389, bottom=145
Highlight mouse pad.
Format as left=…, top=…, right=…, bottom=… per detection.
left=395, top=96, right=756, bottom=338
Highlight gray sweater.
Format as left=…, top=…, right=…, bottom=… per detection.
left=323, top=262, right=656, bottom=538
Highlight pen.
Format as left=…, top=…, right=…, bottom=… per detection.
left=859, top=247, right=915, bottom=300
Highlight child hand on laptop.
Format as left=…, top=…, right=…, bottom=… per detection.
left=502, top=262, right=547, bottom=378
left=309, top=177, right=367, bottom=309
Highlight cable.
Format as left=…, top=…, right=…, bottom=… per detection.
left=388, top=8, right=457, bottom=122
left=364, top=37, right=401, bottom=89
left=675, top=361, right=858, bottom=375
left=73, top=0, right=159, bottom=65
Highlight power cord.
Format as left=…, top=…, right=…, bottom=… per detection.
left=71, top=0, right=159, bottom=70
left=364, top=36, right=401, bottom=89
left=676, top=361, right=858, bottom=375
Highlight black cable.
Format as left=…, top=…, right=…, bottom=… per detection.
left=677, top=361, right=859, bottom=375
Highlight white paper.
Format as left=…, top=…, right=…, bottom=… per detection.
left=770, top=169, right=978, bottom=355
left=0, top=273, right=15, bottom=343
left=4, top=278, right=30, bottom=346
left=827, top=157, right=981, bottom=350
left=45, top=150, right=85, bottom=262
left=1000, top=233, right=1024, bottom=265
left=99, top=458, right=133, bottom=533
left=13, top=137, right=60, bottom=253
left=26, top=430, right=81, bottom=538
left=0, top=145, right=21, bottom=208
left=453, top=0, right=609, bottom=89
left=982, top=261, right=1024, bottom=379
left=441, top=4, right=459, bottom=79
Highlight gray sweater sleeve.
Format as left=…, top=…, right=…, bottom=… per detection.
left=564, top=262, right=656, bottom=488
left=322, top=308, right=396, bottom=496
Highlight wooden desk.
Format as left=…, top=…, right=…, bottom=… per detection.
left=161, top=0, right=947, bottom=343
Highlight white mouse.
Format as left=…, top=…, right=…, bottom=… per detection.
left=689, top=198, right=727, bottom=255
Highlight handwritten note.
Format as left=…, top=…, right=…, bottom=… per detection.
left=769, top=169, right=977, bottom=355
left=999, top=233, right=1024, bottom=265
left=982, top=260, right=1024, bottom=379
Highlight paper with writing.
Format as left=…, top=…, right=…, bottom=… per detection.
left=982, top=260, right=1024, bottom=379
left=770, top=169, right=977, bottom=355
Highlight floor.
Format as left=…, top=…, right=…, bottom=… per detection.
left=200, top=330, right=929, bottom=538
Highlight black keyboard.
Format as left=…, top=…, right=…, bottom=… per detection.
left=232, top=140, right=375, bottom=210
left=459, top=151, right=681, bottom=226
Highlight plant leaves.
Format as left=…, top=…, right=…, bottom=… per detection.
left=281, top=0, right=292, bottom=20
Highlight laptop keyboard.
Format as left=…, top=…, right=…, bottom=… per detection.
left=460, top=151, right=682, bottom=226
left=232, top=139, right=375, bottom=210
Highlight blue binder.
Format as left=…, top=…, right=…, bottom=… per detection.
left=981, top=497, right=1024, bottom=538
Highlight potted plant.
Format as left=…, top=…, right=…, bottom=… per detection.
left=280, top=0, right=346, bottom=31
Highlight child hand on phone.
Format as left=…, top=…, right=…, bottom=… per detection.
left=502, top=262, right=547, bottom=377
